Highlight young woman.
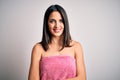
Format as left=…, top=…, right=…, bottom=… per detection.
left=28, top=4, right=86, bottom=80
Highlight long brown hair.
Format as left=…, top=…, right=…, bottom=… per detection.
left=40, top=4, right=72, bottom=51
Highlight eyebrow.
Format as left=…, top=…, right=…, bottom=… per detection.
left=49, top=19, right=55, bottom=20
left=49, top=18, right=62, bottom=20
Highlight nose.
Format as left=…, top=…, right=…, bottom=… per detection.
left=55, top=21, right=60, bottom=28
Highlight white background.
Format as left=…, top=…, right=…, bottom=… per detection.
left=0, top=0, right=120, bottom=80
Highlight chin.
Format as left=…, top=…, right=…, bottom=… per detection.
left=52, top=33, right=63, bottom=37
left=53, top=34, right=62, bottom=37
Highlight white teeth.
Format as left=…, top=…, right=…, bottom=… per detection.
left=53, top=29, right=61, bottom=33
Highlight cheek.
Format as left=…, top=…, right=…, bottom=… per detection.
left=48, top=23, right=54, bottom=29
left=48, top=26, right=52, bottom=32
left=61, top=24, right=64, bottom=29
left=48, top=25, right=54, bottom=33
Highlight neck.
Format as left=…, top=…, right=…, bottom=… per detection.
left=51, top=36, right=62, bottom=45
left=49, top=36, right=63, bottom=51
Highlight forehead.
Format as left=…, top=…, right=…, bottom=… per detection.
left=49, top=11, right=62, bottom=19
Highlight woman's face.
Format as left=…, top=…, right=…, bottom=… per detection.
left=48, top=11, right=64, bottom=37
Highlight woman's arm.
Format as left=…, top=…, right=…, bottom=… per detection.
left=28, top=44, right=42, bottom=80
left=67, top=42, right=86, bottom=80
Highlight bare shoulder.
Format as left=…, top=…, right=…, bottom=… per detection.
left=31, top=43, right=44, bottom=60
left=71, top=40, right=83, bottom=54
left=32, top=43, right=43, bottom=51
left=71, top=40, right=82, bottom=49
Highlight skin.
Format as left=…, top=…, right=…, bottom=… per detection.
left=48, top=11, right=64, bottom=38
left=28, top=11, right=86, bottom=80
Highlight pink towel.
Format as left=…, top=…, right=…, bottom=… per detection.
left=40, top=56, right=76, bottom=80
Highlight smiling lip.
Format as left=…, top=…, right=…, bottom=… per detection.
left=53, top=29, right=61, bottom=33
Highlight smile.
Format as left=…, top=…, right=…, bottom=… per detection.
left=53, top=29, right=61, bottom=33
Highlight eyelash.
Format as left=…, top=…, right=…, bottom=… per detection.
left=49, top=20, right=54, bottom=23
